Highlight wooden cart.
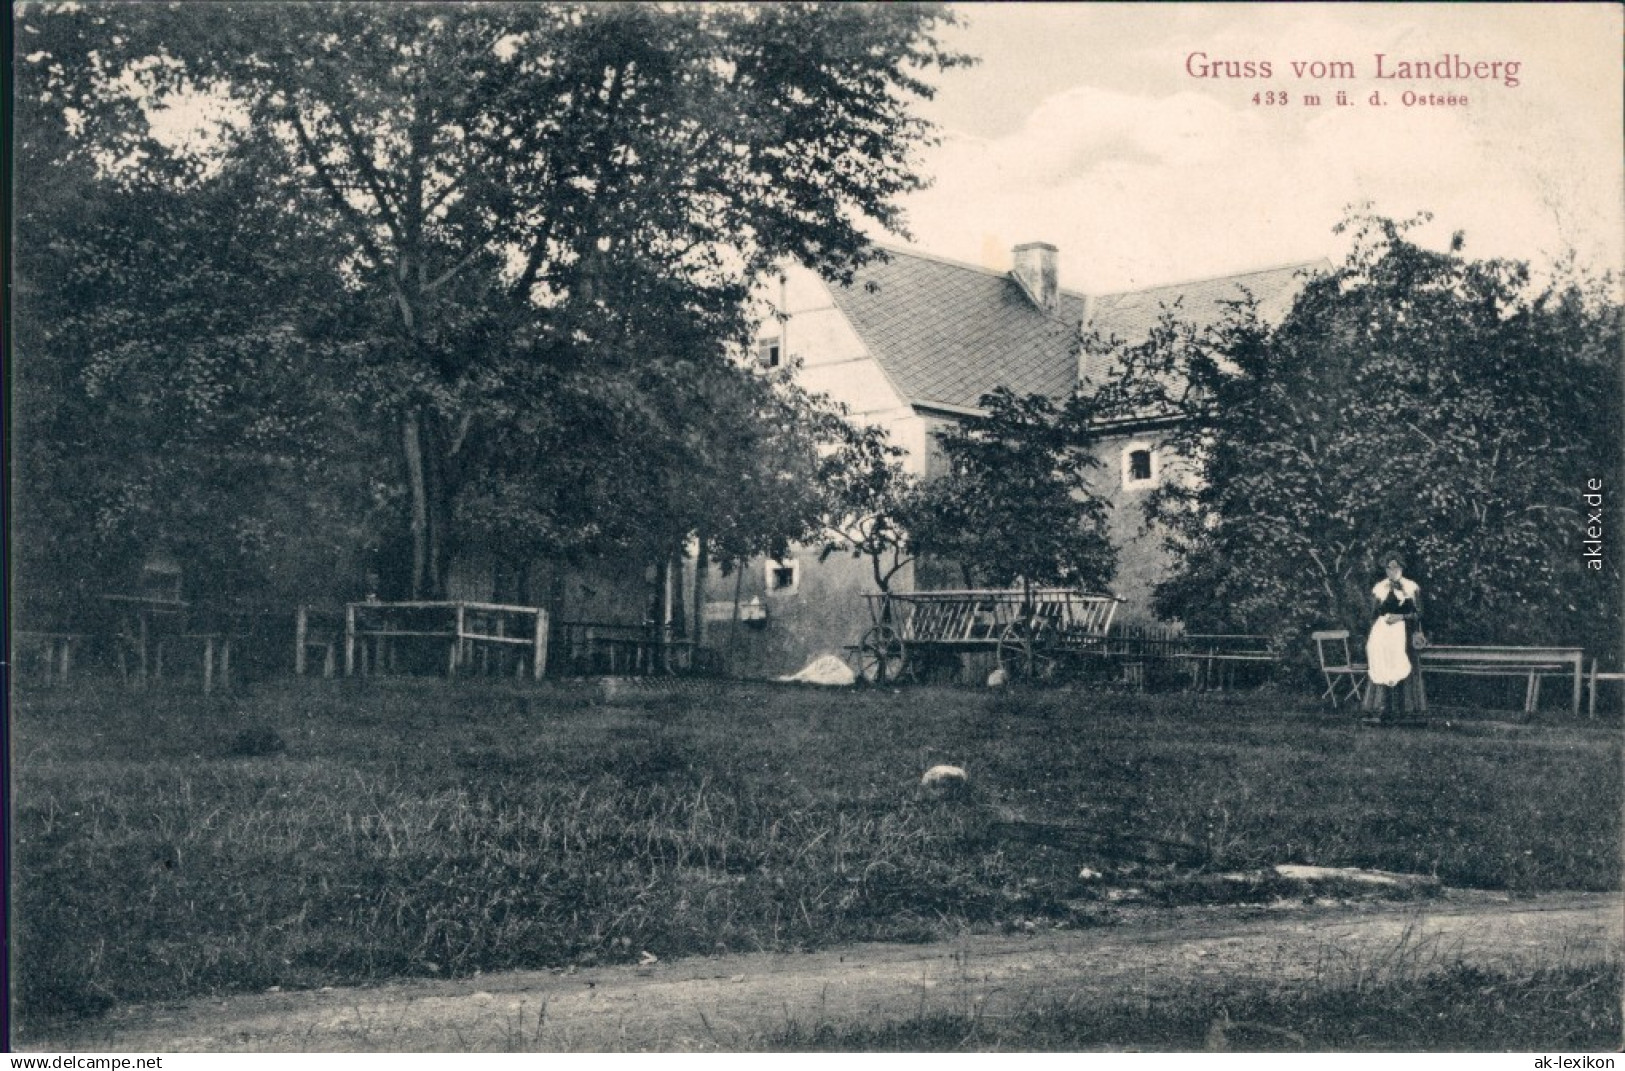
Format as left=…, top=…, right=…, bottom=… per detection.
left=853, top=588, right=1122, bottom=683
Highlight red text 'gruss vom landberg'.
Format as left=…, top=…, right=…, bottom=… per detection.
left=1185, top=52, right=1522, bottom=88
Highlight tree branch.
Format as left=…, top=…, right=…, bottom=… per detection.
left=330, top=106, right=406, bottom=247
left=286, top=107, right=387, bottom=269
left=424, top=245, right=488, bottom=294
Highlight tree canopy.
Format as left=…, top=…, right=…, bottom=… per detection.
left=909, top=388, right=1117, bottom=592
left=15, top=2, right=968, bottom=600
left=814, top=418, right=920, bottom=594
left=1088, top=210, right=1622, bottom=658
left=11, top=122, right=386, bottom=618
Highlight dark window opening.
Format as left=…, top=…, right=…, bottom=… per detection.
left=1128, top=449, right=1153, bottom=483
left=770, top=564, right=797, bottom=591
left=758, top=338, right=782, bottom=369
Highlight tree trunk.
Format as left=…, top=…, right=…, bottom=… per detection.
left=727, top=559, right=745, bottom=671
left=669, top=551, right=687, bottom=639
left=401, top=407, right=454, bottom=599
left=692, top=536, right=710, bottom=646
left=424, top=417, right=450, bottom=598
left=403, top=409, right=431, bottom=598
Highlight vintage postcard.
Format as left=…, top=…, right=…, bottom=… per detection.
left=8, top=1, right=1622, bottom=1057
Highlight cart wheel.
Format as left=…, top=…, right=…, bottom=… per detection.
left=997, top=622, right=1057, bottom=683
left=857, top=625, right=908, bottom=684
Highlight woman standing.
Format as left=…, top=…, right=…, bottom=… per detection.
left=1362, top=556, right=1428, bottom=716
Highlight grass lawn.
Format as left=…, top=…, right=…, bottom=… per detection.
left=10, top=678, right=1621, bottom=1035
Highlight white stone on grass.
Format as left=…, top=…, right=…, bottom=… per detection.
left=920, top=764, right=968, bottom=796
left=777, top=654, right=857, bottom=687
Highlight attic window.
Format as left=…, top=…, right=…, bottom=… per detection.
left=1122, top=444, right=1157, bottom=489
left=757, top=337, right=782, bottom=369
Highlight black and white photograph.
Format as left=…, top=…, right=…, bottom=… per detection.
left=7, top=0, right=1623, bottom=1055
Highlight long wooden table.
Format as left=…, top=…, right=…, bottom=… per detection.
left=1418, top=645, right=1584, bottom=716
left=1159, top=634, right=1276, bottom=690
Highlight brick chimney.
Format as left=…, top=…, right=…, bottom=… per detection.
left=1012, top=242, right=1059, bottom=313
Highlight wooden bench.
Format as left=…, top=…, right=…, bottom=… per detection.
left=103, top=593, right=188, bottom=684
left=1418, top=645, right=1584, bottom=716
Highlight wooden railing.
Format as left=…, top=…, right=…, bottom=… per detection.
left=547, top=621, right=694, bottom=677
left=340, top=601, right=549, bottom=679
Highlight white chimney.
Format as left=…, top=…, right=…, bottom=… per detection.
left=1012, top=242, right=1059, bottom=313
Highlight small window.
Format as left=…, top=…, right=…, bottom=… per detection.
left=757, top=337, right=782, bottom=369
left=766, top=557, right=800, bottom=594
left=1121, top=443, right=1157, bottom=489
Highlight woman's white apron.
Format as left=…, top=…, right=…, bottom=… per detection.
left=1365, top=578, right=1417, bottom=686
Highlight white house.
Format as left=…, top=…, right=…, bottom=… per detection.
left=721, top=241, right=1321, bottom=677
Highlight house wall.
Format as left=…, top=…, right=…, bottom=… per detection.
left=712, top=266, right=926, bottom=676
left=1088, top=432, right=1179, bottom=624
left=695, top=549, right=886, bottom=678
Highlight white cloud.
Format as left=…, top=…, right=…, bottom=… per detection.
left=890, top=4, right=1622, bottom=294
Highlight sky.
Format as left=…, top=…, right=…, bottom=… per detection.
left=118, top=2, right=1623, bottom=297
left=885, top=2, right=1623, bottom=295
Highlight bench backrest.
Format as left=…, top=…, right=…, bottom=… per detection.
left=1421, top=646, right=1582, bottom=664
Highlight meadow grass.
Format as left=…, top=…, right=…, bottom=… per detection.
left=11, top=677, right=1620, bottom=1031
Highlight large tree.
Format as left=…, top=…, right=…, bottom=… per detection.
left=1088, top=210, right=1623, bottom=659
left=16, top=1, right=967, bottom=596
left=908, top=388, right=1118, bottom=594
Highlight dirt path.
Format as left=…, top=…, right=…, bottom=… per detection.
left=47, top=891, right=1621, bottom=1052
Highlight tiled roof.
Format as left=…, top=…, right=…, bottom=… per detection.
left=825, top=246, right=1324, bottom=413
left=1082, top=262, right=1322, bottom=389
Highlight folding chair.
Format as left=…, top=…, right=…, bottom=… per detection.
left=1589, top=658, right=1625, bottom=718
left=1312, top=629, right=1368, bottom=708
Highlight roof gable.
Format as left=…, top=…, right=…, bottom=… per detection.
left=824, top=246, right=1323, bottom=412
